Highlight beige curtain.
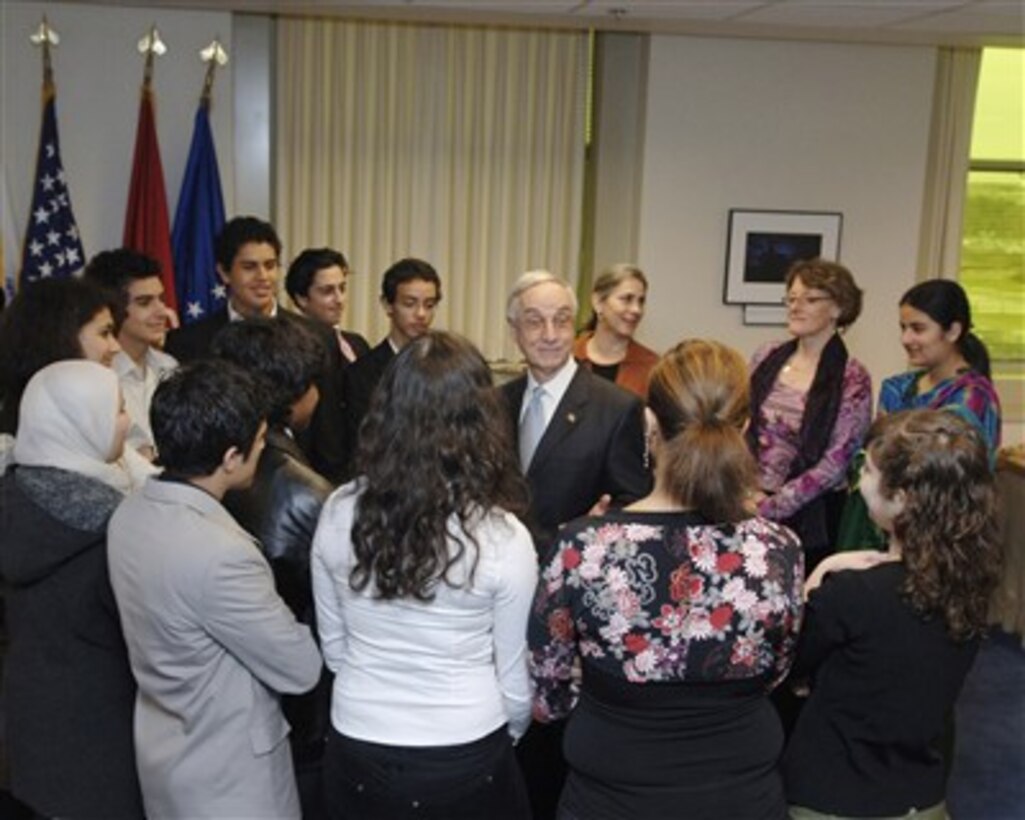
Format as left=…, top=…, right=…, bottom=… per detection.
left=916, top=46, right=982, bottom=282
left=275, top=19, right=588, bottom=360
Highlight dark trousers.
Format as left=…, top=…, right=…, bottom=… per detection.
left=323, top=725, right=530, bottom=820
left=515, top=720, right=566, bottom=820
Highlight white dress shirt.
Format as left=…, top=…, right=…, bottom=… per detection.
left=112, top=347, right=178, bottom=453
left=520, top=357, right=578, bottom=429
left=311, top=482, right=539, bottom=746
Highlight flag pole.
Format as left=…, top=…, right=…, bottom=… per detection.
left=171, top=38, right=229, bottom=323
left=21, top=16, right=86, bottom=285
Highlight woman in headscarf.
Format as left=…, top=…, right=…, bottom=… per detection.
left=0, top=360, right=144, bottom=818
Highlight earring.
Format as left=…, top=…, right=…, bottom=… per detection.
left=643, top=429, right=654, bottom=471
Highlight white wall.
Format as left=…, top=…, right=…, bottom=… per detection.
left=1, top=1, right=235, bottom=261
left=636, top=35, right=937, bottom=404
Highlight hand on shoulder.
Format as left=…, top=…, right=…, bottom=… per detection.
left=803, top=549, right=897, bottom=600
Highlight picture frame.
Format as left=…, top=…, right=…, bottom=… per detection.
left=724, top=209, right=843, bottom=307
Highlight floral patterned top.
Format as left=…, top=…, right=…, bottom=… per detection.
left=528, top=511, right=804, bottom=722
left=750, top=342, right=873, bottom=521
left=879, top=369, right=1001, bottom=459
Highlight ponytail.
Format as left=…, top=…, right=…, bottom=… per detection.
left=663, top=421, right=755, bottom=523
left=959, top=331, right=991, bottom=379
left=648, top=339, right=756, bottom=524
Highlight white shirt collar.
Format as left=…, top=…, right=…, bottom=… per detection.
left=522, top=356, right=577, bottom=422
left=227, top=299, right=278, bottom=322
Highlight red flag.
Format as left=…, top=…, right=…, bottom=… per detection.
left=123, top=86, right=177, bottom=311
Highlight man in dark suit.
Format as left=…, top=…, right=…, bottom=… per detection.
left=340, top=258, right=441, bottom=477
left=500, top=270, right=650, bottom=820
left=165, top=216, right=288, bottom=363
left=501, top=269, right=650, bottom=557
left=285, top=248, right=371, bottom=483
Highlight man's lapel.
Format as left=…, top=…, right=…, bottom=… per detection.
left=527, top=369, right=589, bottom=476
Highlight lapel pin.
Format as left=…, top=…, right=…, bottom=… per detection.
left=567, top=412, right=577, bottom=424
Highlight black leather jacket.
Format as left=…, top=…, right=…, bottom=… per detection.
left=224, top=427, right=333, bottom=761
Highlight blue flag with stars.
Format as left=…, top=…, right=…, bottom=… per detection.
left=20, top=91, right=85, bottom=284
left=171, top=101, right=226, bottom=324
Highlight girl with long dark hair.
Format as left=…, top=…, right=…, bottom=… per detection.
left=881, top=279, right=1000, bottom=457
left=311, top=331, right=537, bottom=820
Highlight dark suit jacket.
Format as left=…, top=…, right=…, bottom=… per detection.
left=164, top=307, right=230, bottom=363
left=500, top=366, right=651, bottom=558
left=300, top=329, right=371, bottom=485
left=339, top=339, right=396, bottom=479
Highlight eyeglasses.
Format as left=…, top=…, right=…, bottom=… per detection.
left=517, top=313, right=575, bottom=335
left=783, top=294, right=833, bottom=308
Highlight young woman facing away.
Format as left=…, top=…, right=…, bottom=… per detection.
left=529, top=339, right=804, bottom=820
left=784, top=409, right=1001, bottom=819
left=311, top=331, right=537, bottom=820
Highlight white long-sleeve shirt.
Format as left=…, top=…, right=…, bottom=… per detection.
left=311, top=483, right=538, bottom=746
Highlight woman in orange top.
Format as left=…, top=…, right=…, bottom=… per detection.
left=573, top=264, right=659, bottom=399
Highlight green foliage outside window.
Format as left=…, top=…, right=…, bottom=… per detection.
left=959, top=48, right=1024, bottom=367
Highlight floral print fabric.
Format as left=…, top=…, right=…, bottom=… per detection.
left=528, top=512, right=804, bottom=722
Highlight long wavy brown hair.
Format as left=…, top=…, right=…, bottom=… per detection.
left=349, top=331, right=527, bottom=600
left=867, top=409, right=1001, bottom=641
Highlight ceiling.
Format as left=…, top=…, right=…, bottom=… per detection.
left=58, top=0, right=1025, bottom=47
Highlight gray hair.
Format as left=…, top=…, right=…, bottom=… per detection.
left=506, top=270, right=578, bottom=322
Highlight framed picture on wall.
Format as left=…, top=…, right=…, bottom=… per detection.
left=723, top=209, right=843, bottom=306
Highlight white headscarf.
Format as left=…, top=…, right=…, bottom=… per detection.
left=13, top=360, right=136, bottom=494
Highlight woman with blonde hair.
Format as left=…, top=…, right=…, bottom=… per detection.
left=573, top=264, right=658, bottom=398
left=530, top=339, right=804, bottom=820
left=784, top=409, right=1001, bottom=818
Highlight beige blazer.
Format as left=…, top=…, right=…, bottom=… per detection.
left=108, top=477, right=322, bottom=819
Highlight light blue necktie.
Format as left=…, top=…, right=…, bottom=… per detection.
left=518, top=385, right=547, bottom=470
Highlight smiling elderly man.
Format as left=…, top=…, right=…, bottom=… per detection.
left=500, top=270, right=650, bottom=820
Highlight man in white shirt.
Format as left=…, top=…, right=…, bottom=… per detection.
left=84, top=249, right=177, bottom=460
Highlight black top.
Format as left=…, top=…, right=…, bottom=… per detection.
left=338, top=339, right=396, bottom=479
left=783, top=562, right=979, bottom=815
left=0, top=469, right=144, bottom=818
left=589, top=361, right=620, bottom=383
left=529, top=510, right=804, bottom=820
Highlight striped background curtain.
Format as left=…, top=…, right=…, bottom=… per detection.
left=275, top=18, right=588, bottom=360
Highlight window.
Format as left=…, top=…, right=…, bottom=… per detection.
left=959, top=48, right=1024, bottom=370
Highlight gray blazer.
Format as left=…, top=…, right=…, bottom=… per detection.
left=108, top=478, right=322, bottom=819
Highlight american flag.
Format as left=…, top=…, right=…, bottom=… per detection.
left=19, top=91, right=85, bottom=285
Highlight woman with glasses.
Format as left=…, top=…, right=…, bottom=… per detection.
left=747, top=259, right=871, bottom=572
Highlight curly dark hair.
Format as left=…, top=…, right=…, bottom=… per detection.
left=867, top=409, right=1001, bottom=641
left=349, top=331, right=527, bottom=600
